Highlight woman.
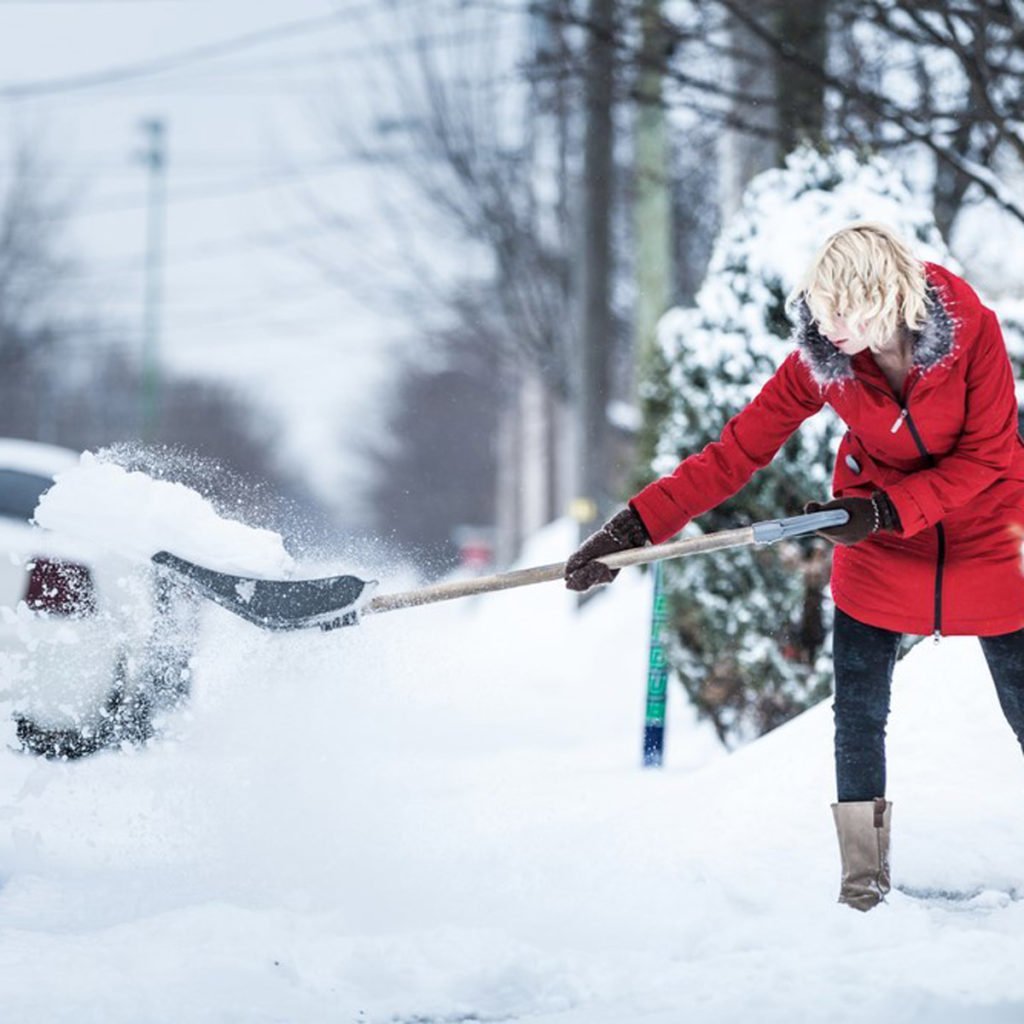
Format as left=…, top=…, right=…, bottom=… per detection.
left=565, top=222, right=1024, bottom=911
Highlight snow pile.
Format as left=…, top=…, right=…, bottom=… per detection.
left=33, top=451, right=295, bottom=577
left=0, top=512, right=1023, bottom=1021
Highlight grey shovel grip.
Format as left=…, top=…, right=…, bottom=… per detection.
left=751, top=508, right=849, bottom=544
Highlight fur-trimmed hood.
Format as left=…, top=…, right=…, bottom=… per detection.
left=791, top=263, right=964, bottom=389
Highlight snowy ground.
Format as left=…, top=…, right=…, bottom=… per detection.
left=2, top=502, right=1024, bottom=1021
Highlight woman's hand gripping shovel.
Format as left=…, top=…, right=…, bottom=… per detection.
left=150, top=509, right=848, bottom=633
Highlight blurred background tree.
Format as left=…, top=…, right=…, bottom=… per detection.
left=0, top=143, right=329, bottom=539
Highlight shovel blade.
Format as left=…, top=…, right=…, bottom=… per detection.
left=152, top=551, right=375, bottom=631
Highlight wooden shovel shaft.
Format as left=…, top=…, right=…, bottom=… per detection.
left=365, top=526, right=756, bottom=616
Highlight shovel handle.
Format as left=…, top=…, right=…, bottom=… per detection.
left=365, top=509, right=847, bottom=616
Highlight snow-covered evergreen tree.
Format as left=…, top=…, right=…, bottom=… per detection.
left=651, top=146, right=950, bottom=745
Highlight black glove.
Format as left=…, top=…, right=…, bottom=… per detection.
left=803, top=491, right=901, bottom=546
left=564, top=508, right=650, bottom=592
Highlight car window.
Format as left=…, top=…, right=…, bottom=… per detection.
left=0, top=469, right=53, bottom=522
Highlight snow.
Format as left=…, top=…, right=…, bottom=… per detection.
left=2, top=480, right=1024, bottom=1020
left=33, top=451, right=295, bottom=577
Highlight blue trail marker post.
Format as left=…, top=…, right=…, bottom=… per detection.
left=642, top=560, right=669, bottom=767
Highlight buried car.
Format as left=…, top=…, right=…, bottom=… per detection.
left=0, top=439, right=197, bottom=758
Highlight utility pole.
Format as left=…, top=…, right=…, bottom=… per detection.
left=633, top=0, right=673, bottom=767
left=633, top=0, right=673, bottom=483
left=138, top=117, right=167, bottom=440
left=573, top=0, right=617, bottom=548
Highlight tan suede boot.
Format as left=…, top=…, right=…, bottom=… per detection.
left=831, top=798, right=891, bottom=911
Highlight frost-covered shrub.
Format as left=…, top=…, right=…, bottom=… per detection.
left=651, top=146, right=949, bottom=745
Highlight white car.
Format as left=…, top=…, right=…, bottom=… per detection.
left=0, top=439, right=196, bottom=758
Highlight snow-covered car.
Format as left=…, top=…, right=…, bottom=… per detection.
left=0, top=438, right=196, bottom=758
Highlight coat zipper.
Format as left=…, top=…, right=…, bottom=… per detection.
left=902, top=409, right=945, bottom=641
left=861, top=375, right=944, bottom=640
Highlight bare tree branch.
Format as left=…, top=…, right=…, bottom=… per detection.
left=712, top=0, right=1024, bottom=225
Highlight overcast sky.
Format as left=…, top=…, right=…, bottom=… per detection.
left=0, top=0, right=452, bottom=513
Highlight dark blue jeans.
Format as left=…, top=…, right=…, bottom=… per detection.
left=832, top=608, right=1024, bottom=802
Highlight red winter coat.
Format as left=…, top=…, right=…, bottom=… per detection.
left=630, top=263, right=1024, bottom=637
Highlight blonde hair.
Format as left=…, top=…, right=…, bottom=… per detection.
left=792, top=222, right=928, bottom=352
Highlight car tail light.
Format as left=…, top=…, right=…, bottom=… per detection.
left=24, top=558, right=97, bottom=617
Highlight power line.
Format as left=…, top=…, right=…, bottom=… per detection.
left=101, top=307, right=378, bottom=339
left=50, top=153, right=417, bottom=219
left=87, top=281, right=343, bottom=317
left=0, top=0, right=518, bottom=101
left=0, top=152, right=334, bottom=173
left=63, top=313, right=373, bottom=342
left=0, top=0, right=412, bottom=100
left=0, top=2, right=202, bottom=5
left=83, top=222, right=337, bottom=268
left=76, top=161, right=364, bottom=215
left=65, top=272, right=367, bottom=320
left=0, top=2, right=200, bottom=4
left=1, top=26, right=513, bottom=102
left=72, top=219, right=348, bottom=277
left=8, top=152, right=411, bottom=222
left=150, top=28, right=499, bottom=79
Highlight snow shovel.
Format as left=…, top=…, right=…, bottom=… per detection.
left=151, top=508, right=847, bottom=633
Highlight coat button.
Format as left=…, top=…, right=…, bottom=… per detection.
left=845, top=454, right=862, bottom=474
